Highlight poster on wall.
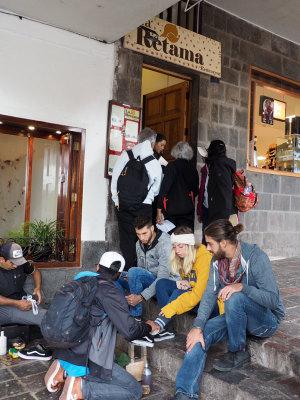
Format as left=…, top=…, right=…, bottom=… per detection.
left=260, top=96, right=274, bottom=125
left=105, top=100, right=141, bottom=178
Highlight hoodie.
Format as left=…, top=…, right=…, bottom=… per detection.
left=193, top=241, right=285, bottom=330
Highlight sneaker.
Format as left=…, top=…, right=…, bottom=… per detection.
left=154, top=330, right=175, bottom=342
left=59, top=376, right=83, bottom=400
left=213, top=350, right=250, bottom=372
left=45, top=359, right=66, bottom=393
left=18, top=343, right=52, bottom=361
left=131, top=334, right=154, bottom=348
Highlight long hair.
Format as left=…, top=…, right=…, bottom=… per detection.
left=170, top=226, right=197, bottom=275
left=204, top=219, right=244, bottom=244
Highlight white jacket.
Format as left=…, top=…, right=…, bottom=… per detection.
left=111, top=141, right=162, bottom=207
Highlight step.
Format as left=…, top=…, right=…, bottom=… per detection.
left=117, top=334, right=300, bottom=400
left=142, top=298, right=299, bottom=378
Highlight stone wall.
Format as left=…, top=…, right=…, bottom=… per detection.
left=195, top=4, right=300, bottom=257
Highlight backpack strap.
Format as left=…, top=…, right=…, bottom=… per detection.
left=141, top=155, right=155, bottom=165
left=127, top=149, right=134, bottom=160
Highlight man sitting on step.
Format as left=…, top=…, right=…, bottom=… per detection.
left=174, top=219, right=285, bottom=400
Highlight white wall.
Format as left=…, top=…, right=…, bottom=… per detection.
left=0, top=13, right=115, bottom=241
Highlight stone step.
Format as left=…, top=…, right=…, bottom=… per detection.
left=142, top=299, right=299, bottom=378
left=117, top=334, right=300, bottom=400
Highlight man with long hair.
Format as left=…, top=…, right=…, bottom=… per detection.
left=174, top=219, right=284, bottom=400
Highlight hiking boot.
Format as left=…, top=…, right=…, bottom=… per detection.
left=59, top=376, right=83, bottom=400
left=45, top=359, right=66, bottom=393
left=213, top=350, right=250, bottom=372
left=131, top=334, right=154, bottom=347
left=154, top=329, right=175, bottom=342
left=18, top=343, right=52, bottom=361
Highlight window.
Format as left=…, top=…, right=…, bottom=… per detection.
left=248, top=67, right=300, bottom=176
left=0, top=115, right=85, bottom=267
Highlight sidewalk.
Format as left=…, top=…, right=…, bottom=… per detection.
left=0, top=257, right=299, bottom=399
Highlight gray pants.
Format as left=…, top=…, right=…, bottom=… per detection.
left=82, top=362, right=142, bottom=400
left=0, top=305, right=46, bottom=326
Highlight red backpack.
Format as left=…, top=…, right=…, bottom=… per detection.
left=233, top=170, right=259, bottom=213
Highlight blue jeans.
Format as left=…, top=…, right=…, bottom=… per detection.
left=115, top=267, right=156, bottom=317
left=175, top=292, right=279, bottom=398
left=82, top=362, right=142, bottom=400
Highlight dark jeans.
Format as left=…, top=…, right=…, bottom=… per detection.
left=175, top=292, right=279, bottom=398
left=201, top=205, right=209, bottom=245
left=117, top=204, right=152, bottom=270
left=82, top=362, right=142, bottom=400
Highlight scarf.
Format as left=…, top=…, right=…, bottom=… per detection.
left=218, top=241, right=244, bottom=285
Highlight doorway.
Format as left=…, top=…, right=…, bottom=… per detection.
left=141, top=66, right=192, bottom=161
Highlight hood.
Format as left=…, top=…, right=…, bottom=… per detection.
left=132, top=141, right=154, bottom=159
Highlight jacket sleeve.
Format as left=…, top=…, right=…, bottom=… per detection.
left=157, top=163, right=177, bottom=210
left=99, top=283, right=151, bottom=341
left=110, top=151, right=129, bottom=206
left=145, top=160, right=162, bottom=201
left=141, top=238, right=172, bottom=301
left=241, top=251, right=281, bottom=310
left=161, top=249, right=211, bottom=319
left=193, top=261, right=220, bottom=329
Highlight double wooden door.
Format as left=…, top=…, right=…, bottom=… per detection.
left=143, top=81, right=191, bottom=161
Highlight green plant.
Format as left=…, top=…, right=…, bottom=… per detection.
left=7, top=222, right=31, bottom=247
left=28, top=220, right=64, bottom=247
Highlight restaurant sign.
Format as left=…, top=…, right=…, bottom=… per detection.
left=124, top=17, right=221, bottom=78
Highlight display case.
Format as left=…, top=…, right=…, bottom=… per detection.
left=276, top=134, right=300, bottom=173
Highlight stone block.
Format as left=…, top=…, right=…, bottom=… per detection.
left=267, top=212, right=285, bottom=232
left=282, top=58, right=300, bottom=82
left=263, top=174, right=280, bottom=193
left=238, top=129, right=248, bottom=150
left=271, top=35, right=290, bottom=57
left=281, top=176, right=300, bottom=195
left=236, top=148, right=247, bottom=170
left=272, top=195, right=291, bottom=211
left=199, top=99, right=211, bottom=120
left=211, top=103, right=218, bottom=123
left=200, top=78, right=209, bottom=98
left=221, top=67, right=239, bottom=86
left=81, top=240, right=108, bottom=268
left=203, top=3, right=215, bottom=26
left=219, top=105, right=233, bottom=125
left=291, top=196, right=300, bottom=212
left=208, top=82, right=225, bottom=101
left=198, top=121, right=208, bottom=141
left=256, top=192, right=272, bottom=210
left=240, top=43, right=282, bottom=75
left=225, top=85, right=239, bottom=104
left=240, top=72, right=249, bottom=88
left=222, top=55, right=230, bottom=67
left=203, top=25, right=219, bottom=41
left=213, top=7, right=227, bottom=31
left=243, top=210, right=262, bottom=232
left=246, top=171, right=263, bottom=192
left=260, top=30, right=272, bottom=51
left=235, top=109, right=248, bottom=129
left=208, top=125, right=229, bottom=145
left=229, top=128, right=239, bottom=147
left=231, top=38, right=240, bottom=58
left=240, top=88, right=249, bottom=107
left=230, top=59, right=242, bottom=71
left=226, top=146, right=236, bottom=161
left=219, top=33, right=232, bottom=57
left=226, top=14, right=243, bottom=38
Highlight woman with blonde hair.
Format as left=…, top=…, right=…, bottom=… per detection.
left=151, top=226, right=221, bottom=342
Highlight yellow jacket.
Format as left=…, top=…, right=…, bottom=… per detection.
left=162, top=245, right=224, bottom=318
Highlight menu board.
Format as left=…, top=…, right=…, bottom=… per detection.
left=105, top=101, right=142, bottom=178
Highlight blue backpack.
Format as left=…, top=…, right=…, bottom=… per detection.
left=41, top=276, right=99, bottom=348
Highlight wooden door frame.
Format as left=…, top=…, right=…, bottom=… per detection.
left=0, top=114, right=85, bottom=268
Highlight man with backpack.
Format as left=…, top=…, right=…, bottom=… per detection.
left=111, top=127, right=162, bottom=270
left=43, top=251, right=157, bottom=400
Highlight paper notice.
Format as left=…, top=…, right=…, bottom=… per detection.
left=125, top=120, right=139, bottom=141
left=109, top=129, right=123, bottom=152
left=111, top=104, right=124, bottom=128
left=108, top=154, right=120, bottom=176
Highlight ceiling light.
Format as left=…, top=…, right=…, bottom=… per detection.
left=56, top=130, right=62, bottom=134
left=28, top=125, right=35, bottom=130
left=257, top=156, right=266, bottom=160
left=0, top=121, right=3, bottom=124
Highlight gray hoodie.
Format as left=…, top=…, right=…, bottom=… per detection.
left=136, top=230, right=174, bottom=300
left=193, top=241, right=285, bottom=329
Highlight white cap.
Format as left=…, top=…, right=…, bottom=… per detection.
left=198, top=146, right=208, bottom=158
left=99, top=251, right=125, bottom=272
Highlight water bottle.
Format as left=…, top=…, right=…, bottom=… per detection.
left=142, top=359, right=152, bottom=386
left=244, top=182, right=251, bottom=195
left=0, top=331, right=7, bottom=356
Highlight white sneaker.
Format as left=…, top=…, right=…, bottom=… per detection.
left=131, top=335, right=154, bottom=347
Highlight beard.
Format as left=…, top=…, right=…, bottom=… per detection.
left=211, top=247, right=226, bottom=261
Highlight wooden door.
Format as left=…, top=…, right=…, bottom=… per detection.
left=143, top=81, right=190, bottom=161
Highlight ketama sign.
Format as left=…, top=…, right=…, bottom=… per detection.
left=124, top=17, right=221, bottom=78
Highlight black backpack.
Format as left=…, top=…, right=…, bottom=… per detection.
left=41, top=276, right=99, bottom=349
left=117, top=150, right=154, bottom=211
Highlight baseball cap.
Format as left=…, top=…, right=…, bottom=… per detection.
left=198, top=146, right=208, bottom=158
left=99, top=251, right=125, bottom=272
left=0, top=242, right=27, bottom=266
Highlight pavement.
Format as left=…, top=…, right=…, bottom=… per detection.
left=0, top=256, right=299, bottom=399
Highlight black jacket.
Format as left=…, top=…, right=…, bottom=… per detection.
left=207, top=155, right=236, bottom=223
left=157, top=159, right=199, bottom=217
left=54, top=275, right=151, bottom=370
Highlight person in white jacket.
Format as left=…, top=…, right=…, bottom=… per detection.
left=111, top=128, right=162, bottom=270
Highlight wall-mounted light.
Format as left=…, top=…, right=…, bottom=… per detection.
left=0, top=121, right=3, bottom=124
left=28, top=125, right=35, bottom=131
left=56, top=130, right=62, bottom=134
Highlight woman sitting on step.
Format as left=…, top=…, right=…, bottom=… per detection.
left=151, top=226, right=223, bottom=342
